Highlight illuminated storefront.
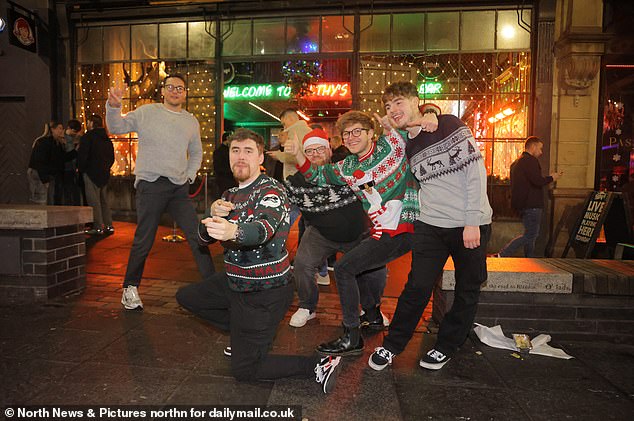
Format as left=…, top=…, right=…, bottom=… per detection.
left=72, top=5, right=532, bottom=213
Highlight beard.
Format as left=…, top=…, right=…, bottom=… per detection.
left=231, top=163, right=254, bottom=182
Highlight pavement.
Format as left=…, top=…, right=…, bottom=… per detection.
left=1, top=221, right=634, bottom=420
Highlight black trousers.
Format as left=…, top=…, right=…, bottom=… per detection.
left=123, top=177, right=215, bottom=286
left=383, top=221, right=491, bottom=357
left=176, top=275, right=317, bottom=381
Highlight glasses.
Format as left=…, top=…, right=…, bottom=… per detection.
left=342, top=127, right=369, bottom=140
left=164, top=84, right=185, bottom=93
left=304, top=145, right=328, bottom=156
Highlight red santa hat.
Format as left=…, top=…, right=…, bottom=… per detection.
left=302, top=128, right=330, bottom=150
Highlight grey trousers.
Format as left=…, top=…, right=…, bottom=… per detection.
left=294, top=225, right=387, bottom=313
left=83, top=173, right=113, bottom=228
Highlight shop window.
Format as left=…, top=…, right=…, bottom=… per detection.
left=254, top=18, right=286, bottom=55
left=321, top=15, right=354, bottom=52
left=77, top=27, right=102, bottom=63
left=392, top=13, right=425, bottom=52
left=497, top=10, right=531, bottom=50
left=461, top=11, right=495, bottom=51
left=359, top=52, right=531, bottom=217
left=459, top=53, right=495, bottom=95
left=159, top=23, right=187, bottom=59
left=287, top=17, right=320, bottom=54
left=188, top=21, right=215, bottom=59
left=131, top=24, right=157, bottom=60
left=75, top=60, right=216, bottom=177
left=223, top=19, right=252, bottom=56
left=103, top=26, right=129, bottom=61
left=427, top=12, right=459, bottom=51
left=360, top=14, right=390, bottom=52
left=599, top=66, right=634, bottom=192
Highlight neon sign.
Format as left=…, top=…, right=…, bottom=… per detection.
left=417, top=82, right=443, bottom=95
left=224, top=82, right=351, bottom=101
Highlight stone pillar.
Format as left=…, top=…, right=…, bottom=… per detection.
left=547, top=0, right=610, bottom=257
left=0, top=205, right=92, bottom=304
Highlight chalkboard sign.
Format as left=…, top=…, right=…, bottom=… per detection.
left=563, top=191, right=632, bottom=258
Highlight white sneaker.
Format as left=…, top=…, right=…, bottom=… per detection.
left=121, top=286, right=143, bottom=310
left=316, top=273, right=330, bottom=286
left=289, top=308, right=316, bottom=328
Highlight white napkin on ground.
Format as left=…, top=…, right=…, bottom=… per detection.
left=474, top=323, right=573, bottom=359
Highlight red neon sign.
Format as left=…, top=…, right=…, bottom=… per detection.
left=308, top=82, right=351, bottom=100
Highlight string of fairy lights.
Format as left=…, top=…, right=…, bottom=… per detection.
left=358, top=52, right=530, bottom=179
left=77, top=51, right=529, bottom=180
left=77, top=62, right=216, bottom=177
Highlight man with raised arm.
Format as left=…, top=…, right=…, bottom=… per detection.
left=285, top=110, right=438, bottom=357
left=106, top=74, right=215, bottom=310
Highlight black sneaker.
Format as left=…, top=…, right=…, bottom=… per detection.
left=314, top=356, right=342, bottom=394
left=419, top=348, right=451, bottom=370
left=105, top=226, right=115, bottom=234
left=223, top=346, right=231, bottom=357
left=368, top=346, right=395, bottom=371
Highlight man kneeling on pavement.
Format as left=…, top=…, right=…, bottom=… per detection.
left=176, top=128, right=341, bottom=393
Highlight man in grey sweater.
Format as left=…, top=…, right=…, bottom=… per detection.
left=369, top=81, right=492, bottom=372
left=106, top=74, right=216, bottom=310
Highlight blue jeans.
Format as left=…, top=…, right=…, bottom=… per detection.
left=499, top=208, right=543, bottom=257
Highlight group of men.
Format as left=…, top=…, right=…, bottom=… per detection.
left=27, top=116, right=116, bottom=235
left=106, top=72, right=556, bottom=395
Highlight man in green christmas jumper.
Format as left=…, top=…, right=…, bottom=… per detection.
left=286, top=110, right=438, bottom=356
left=176, top=128, right=341, bottom=394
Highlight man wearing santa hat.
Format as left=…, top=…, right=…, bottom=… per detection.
left=285, top=128, right=388, bottom=329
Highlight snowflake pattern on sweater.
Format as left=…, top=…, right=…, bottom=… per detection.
left=298, top=129, right=419, bottom=238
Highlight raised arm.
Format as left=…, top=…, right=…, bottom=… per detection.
left=105, top=87, right=139, bottom=135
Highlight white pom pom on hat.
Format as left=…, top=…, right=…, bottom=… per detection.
left=302, top=128, right=330, bottom=150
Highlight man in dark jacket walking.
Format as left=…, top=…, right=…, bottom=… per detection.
left=77, top=114, right=115, bottom=235
left=498, top=136, right=563, bottom=257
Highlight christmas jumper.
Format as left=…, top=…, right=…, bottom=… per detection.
left=284, top=172, right=366, bottom=243
left=297, top=129, right=419, bottom=239
left=198, top=174, right=291, bottom=292
left=406, top=114, right=492, bottom=228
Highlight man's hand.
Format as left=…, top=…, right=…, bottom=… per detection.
left=108, top=87, right=123, bottom=108
left=551, top=170, right=564, bottom=181
left=210, top=199, right=234, bottom=217
left=283, top=133, right=306, bottom=166
left=463, top=225, right=481, bottom=249
left=373, top=112, right=394, bottom=133
left=202, top=216, right=238, bottom=241
left=408, top=112, right=439, bottom=132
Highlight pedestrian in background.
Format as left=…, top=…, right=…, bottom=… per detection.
left=27, top=120, right=75, bottom=205
left=498, top=136, right=563, bottom=257
left=77, top=114, right=115, bottom=235
left=61, top=119, right=82, bottom=205
left=212, top=131, right=237, bottom=199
